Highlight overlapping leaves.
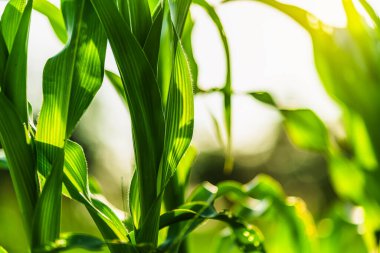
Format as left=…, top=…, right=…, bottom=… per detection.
left=33, top=0, right=107, bottom=248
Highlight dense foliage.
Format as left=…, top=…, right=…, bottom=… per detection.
left=0, top=0, right=379, bottom=252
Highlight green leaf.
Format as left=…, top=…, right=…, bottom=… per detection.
left=160, top=42, right=194, bottom=187
left=0, top=246, right=8, bottom=253
left=0, top=26, right=9, bottom=84
left=164, top=146, right=197, bottom=215
left=33, top=0, right=67, bottom=43
left=36, top=0, right=105, bottom=149
left=148, top=0, right=160, bottom=12
left=158, top=0, right=194, bottom=185
left=248, top=92, right=328, bottom=152
left=168, top=0, right=191, bottom=38
left=241, top=0, right=380, bottom=161
left=143, top=4, right=164, bottom=73
left=117, top=0, right=152, bottom=45
left=240, top=175, right=317, bottom=253
left=1, top=0, right=29, bottom=51
left=62, top=140, right=130, bottom=253
left=0, top=88, right=37, bottom=242
left=184, top=175, right=315, bottom=253
left=89, top=0, right=165, bottom=244
left=159, top=203, right=265, bottom=253
left=3, top=0, right=32, bottom=123
left=34, top=0, right=106, bottom=247
left=63, top=141, right=89, bottom=198
left=249, top=91, right=277, bottom=107
left=33, top=145, right=65, bottom=246
left=281, top=109, right=329, bottom=152
left=157, top=13, right=173, bottom=108
left=129, top=171, right=141, bottom=230
left=34, top=233, right=104, bottom=252
left=358, top=0, right=380, bottom=29
left=182, top=13, right=198, bottom=90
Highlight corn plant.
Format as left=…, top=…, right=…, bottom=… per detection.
left=0, top=0, right=278, bottom=252
left=4, top=0, right=376, bottom=252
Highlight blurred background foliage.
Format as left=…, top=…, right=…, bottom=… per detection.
left=1, top=0, right=380, bottom=252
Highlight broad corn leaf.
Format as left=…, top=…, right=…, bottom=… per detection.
left=0, top=0, right=37, bottom=242
left=32, top=146, right=65, bottom=246
left=3, top=0, right=32, bottom=123
left=34, top=0, right=106, bottom=247
left=63, top=140, right=129, bottom=253
left=66, top=13, right=106, bottom=136
left=89, top=0, right=165, bottom=244
left=1, top=0, right=29, bottom=51
left=63, top=141, right=89, bottom=198
left=160, top=0, right=193, bottom=185
left=160, top=42, right=194, bottom=186
left=0, top=93, right=37, bottom=239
